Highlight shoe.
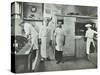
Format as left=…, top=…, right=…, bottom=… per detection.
left=41, top=58, right=45, bottom=62
left=46, top=57, right=51, bottom=61
left=86, top=54, right=89, bottom=61
left=61, top=61, right=64, bottom=63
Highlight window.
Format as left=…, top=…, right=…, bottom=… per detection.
left=75, top=22, right=87, bottom=36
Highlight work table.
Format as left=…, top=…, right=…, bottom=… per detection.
left=15, top=41, right=40, bottom=73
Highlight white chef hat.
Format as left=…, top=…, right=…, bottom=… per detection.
left=85, top=24, right=92, bottom=28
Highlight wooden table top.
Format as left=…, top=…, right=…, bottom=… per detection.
left=16, top=42, right=32, bottom=55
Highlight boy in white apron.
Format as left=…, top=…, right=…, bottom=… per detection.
left=54, top=20, right=66, bottom=64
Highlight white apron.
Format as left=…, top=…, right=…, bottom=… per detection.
left=39, top=26, right=50, bottom=58
left=54, top=27, right=65, bottom=51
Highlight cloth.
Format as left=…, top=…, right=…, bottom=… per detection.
left=54, top=27, right=65, bottom=51
left=85, top=28, right=97, bottom=54
left=24, top=22, right=39, bottom=50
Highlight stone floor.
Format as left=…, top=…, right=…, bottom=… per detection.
left=37, top=57, right=97, bottom=72
left=37, top=47, right=97, bottom=72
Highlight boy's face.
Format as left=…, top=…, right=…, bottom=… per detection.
left=57, top=21, right=62, bottom=27
left=87, top=27, right=91, bottom=29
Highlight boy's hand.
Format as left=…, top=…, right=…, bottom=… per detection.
left=49, top=40, right=52, bottom=46
left=39, top=39, right=41, bottom=45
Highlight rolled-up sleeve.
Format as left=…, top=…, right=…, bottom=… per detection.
left=93, top=30, right=97, bottom=34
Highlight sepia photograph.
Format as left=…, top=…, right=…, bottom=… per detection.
left=11, top=1, right=98, bottom=73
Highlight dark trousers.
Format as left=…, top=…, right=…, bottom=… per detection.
left=90, top=42, right=95, bottom=53
left=55, top=50, right=63, bottom=62
left=30, top=50, right=36, bottom=61
left=30, top=49, right=37, bottom=71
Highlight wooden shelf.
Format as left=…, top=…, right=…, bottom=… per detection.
left=23, top=18, right=43, bottom=21
left=55, top=15, right=97, bottom=19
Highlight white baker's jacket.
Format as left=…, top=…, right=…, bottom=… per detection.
left=85, top=28, right=97, bottom=39
left=85, top=28, right=97, bottom=54
left=54, top=27, right=65, bottom=51
left=24, top=22, right=39, bottom=50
